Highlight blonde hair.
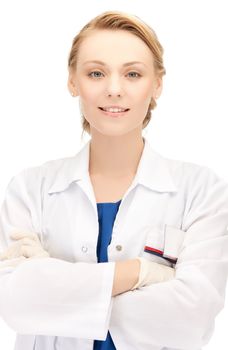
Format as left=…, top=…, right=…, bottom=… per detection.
left=68, top=11, right=166, bottom=136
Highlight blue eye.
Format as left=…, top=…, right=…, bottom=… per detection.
left=88, top=71, right=141, bottom=79
left=127, top=71, right=141, bottom=78
left=88, top=71, right=103, bottom=78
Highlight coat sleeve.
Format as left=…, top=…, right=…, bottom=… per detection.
left=109, top=166, right=228, bottom=350
left=0, top=168, right=115, bottom=340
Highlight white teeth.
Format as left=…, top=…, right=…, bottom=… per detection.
left=102, top=107, right=127, bottom=113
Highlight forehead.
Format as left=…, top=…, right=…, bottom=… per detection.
left=77, top=30, right=154, bottom=67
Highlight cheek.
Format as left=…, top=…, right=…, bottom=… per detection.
left=78, top=82, right=101, bottom=105
left=129, top=80, right=153, bottom=102
left=139, top=80, right=154, bottom=98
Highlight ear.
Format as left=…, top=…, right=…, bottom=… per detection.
left=67, top=70, right=79, bottom=97
left=154, top=76, right=163, bottom=99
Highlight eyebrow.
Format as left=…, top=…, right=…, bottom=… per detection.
left=82, top=60, right=147, bottom=67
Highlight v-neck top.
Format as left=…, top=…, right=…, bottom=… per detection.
left=93, top=199, right=122, bottom=350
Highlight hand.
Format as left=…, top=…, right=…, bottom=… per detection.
left=0, top=231, right=49, bottom=261
left=131, top=257, right=175, bottom=290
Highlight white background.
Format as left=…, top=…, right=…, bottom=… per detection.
left=0, top=0, right=228, bottom=348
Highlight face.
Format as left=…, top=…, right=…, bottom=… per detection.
left=68, top=29, right=163, bottom=137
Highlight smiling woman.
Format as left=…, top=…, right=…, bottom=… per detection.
left=67, top=12, right=165, bottom=140
left=1, top=9, right=228, bottom=350
left=68, top=29, right=163, bottom=138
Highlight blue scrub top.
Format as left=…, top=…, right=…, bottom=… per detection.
left=93, top=199, right=122, bottom=350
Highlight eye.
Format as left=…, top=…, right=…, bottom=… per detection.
left=88, top=71, right=104, bottom=78
left=127, top=71, right=141, bottom=78
left=87, top=70, right=141, bottom=79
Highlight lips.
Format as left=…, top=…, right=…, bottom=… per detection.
left=98, top=106, right=130, bottom=118
left=99, top=107, right=129, bottom=112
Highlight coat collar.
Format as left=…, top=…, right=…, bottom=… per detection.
left=48, top=136, right=178, bottom=194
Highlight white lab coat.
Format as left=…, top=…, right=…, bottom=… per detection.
left=0, top=136, right=228, bottom=350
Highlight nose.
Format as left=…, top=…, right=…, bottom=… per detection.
left=106, top=75, right=123, bottom=97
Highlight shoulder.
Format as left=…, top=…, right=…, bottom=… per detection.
left=145, top=138, right=223, bottom=193
left=9, top=141, right=90, bottom=194
left=160, top=154, right=228, bottom=230
left=162, top=153, right=223, bottom=191
left=155, top=148, right=228, bottom=205
left=6, top=155, right=77, bottom=194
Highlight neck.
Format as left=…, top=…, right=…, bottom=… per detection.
left=89, top=130, right=145, bottom=178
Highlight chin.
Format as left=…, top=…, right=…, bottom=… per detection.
left=92, top=125, right=132, bottom=138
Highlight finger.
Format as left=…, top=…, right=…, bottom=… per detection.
left=10, top=231, right=39, bottom=240
left=10, top=231, right=40, bottom=242
left=21, top=245, right=34, bottom=258
left=21, top=245, right=48, bottom=258
left=19, top=237, right=41, bottom=247
left=0, top=239, right=42, bottom=260
left=9, top=237, right=41, bottom=248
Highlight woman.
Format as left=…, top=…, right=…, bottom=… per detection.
left=0, top=10, right=228, bottom=350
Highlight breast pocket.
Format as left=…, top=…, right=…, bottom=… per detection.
left=142, top=225, right=186, bottom=267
